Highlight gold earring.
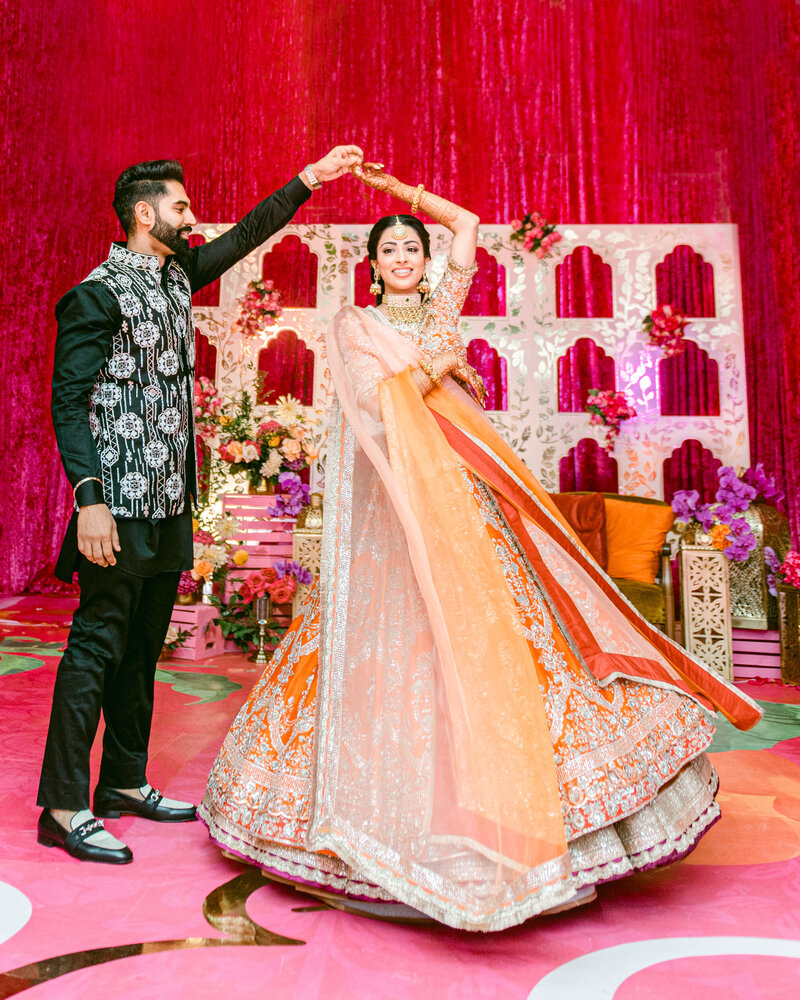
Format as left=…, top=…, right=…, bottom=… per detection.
left=417, top=270, right=430, bottom=296
left=369, top=264, right=382, bottom=296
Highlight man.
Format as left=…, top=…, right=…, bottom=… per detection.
left=38, top=145, right=363, bottom=864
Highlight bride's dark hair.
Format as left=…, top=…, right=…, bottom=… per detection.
left=366, top=215, right=430, bottom=304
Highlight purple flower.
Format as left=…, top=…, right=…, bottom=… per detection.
left=723, top=517, right=758, bottom=561
left=742, top=463, right=785, bottom=505
left=763, top=546, right=782, bottom=572
left=672, top=490, right=701, bottom=524
left=695, top=504, right=715, bottom=533
left=715, top=466, right=757, bottom=512
left=273, top=559, right=313, bottom=586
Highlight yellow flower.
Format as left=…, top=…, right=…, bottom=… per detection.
left=219, top=414, right=231, bottom=426
left=232, top=548, right=249, bottom=566
left=267, top=435, right=281, bottom=447
left=192, top=518, right=200, bottom=532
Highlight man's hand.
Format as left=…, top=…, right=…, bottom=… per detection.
left=308, top=145, right=364, bottom=183
left=77, top=504, right=121, bottom=568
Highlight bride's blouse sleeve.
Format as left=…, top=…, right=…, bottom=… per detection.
left=422, top=256, right=479, bottom=362
left=331, top=308, right=394, bottom=419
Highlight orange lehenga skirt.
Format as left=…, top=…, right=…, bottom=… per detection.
left=199, top=311, right=761, bottom=931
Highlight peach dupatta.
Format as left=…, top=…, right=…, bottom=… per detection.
left=308, top=306, right=759, bottom=931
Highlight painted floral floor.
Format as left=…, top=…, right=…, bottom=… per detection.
left=2, top=594, right=800, bottom=999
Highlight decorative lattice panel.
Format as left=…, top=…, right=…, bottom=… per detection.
left=680, top=546, right=733, bottom=680
left=191, top=223, right=748, bottom=498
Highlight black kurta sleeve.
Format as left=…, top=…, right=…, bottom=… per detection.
left=186, top=175, right=312, bottom=293
left=51, top=282, right=118, bottom=508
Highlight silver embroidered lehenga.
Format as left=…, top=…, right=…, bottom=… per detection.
left=199, top=258, right=761, bottom=931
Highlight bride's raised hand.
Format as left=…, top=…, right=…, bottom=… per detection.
left=351, top=161, right=390, bottom=191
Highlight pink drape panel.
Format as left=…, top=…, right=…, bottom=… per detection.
left=262, top=235, right=318, bottom=309
left=462, top=248, right=506, bottom=316
left=194, top=331, right=217, bottom=383
left=656, top=245, right=715, bottom=316
left=2, top=0, right=797, bottom=592
left=466, top=340, right=508, bottom=411
left=257, top=329, right=315, bottom=406
left=559, top=438, right=619, bottom=493
left=555, top=246, right=613, bottom=318
left=558, top=339, right=616, bottom=412
left=663, top=440, right=723, bottom=504
left=658, top=340, right=720, bottom=416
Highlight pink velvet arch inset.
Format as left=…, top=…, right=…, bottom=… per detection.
left=559, top=437, right=619, bottom=493
left=555, top=246, right=613, bottom=318
left=656, top=245, right=715, bottom=316
left=195, top=329, right=217, bottom=382
left=466, top=339, right=508, bottom=411
left=353, top=255, right=374, bottom=308
left=658, top=340, right=720, bottom=415
left=662, top=439, right=722, bottom=504
left=558, top=338, right=616, bottom=412
left=257, top=328, right=315, bottom=406
left=262, top=235, right=318, bottom=309
left=462, top=248, right=506, bottom=316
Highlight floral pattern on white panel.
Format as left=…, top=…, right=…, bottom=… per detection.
left=107, top=353, right=136, bottom=379
left=133, top=321, right=160, bottom=348
left=147, top=289, right=168, bottom=313
left=120, top=472, right=148, bottom=499
left=165, top=474, right=183, bottom=500
left=118, top=293, right=141, bottom=317
left=115, top=412, right=144, bottom=438
left=157, top=407, right=181, bottom=434
left=156, top=350, right=179, bottom=376
left=144, top=439, right=169, bottom=468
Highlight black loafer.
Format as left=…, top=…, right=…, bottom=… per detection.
left=37, top=809, right=133, bottom=865
left=93, top=785, right=197, bottom=823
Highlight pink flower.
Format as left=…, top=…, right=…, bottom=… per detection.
left=531, top=226, right=544, bottom=240
left=534, top=247, right=545, bottom=259
left=511, top=219, right=523, bottom=231
left=288, top=425, right=306, bottom=441
left=281, top=438, right=302, bottom=461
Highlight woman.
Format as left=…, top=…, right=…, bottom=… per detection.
left=199, top=164, right=761, bottom=931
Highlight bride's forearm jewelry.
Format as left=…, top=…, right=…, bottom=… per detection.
left=410, top=184, right=425, bottom=215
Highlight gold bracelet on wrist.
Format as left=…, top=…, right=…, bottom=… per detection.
left=73, top=476, right=102, bottom=500
left=410, top=184, right=425, bottom=215
left=419, top=359, right=442, bottom=386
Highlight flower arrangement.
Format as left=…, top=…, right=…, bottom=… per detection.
left=670, top=464, right=785, bottom=562
left=195, top=376, right=223, bottom=441
left=585, top=388, right=637, bottom=454
left=211, top=560, right=312, bottom=652
left=764, top=548, right=800, bottom=595
left=216, top=390, right=316, bottom=493
left=177, top=570, right=200, bottom=599
left=642, top=304, right=689, bottom=357
left=510, top=212, right=563, bottom=259
left=236, top=278, right=282, bottom=340
left=191, top=513, right=247, bottom=586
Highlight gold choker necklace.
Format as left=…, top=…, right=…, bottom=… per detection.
left=385, top=293, right=425, bottom=326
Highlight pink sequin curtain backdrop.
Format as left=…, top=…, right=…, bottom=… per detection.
left=1, top=0, right=797, bottom=593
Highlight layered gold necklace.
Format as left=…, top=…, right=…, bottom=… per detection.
left=384, top=292, right=426, bottom=327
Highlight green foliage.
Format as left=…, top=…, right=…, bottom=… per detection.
left=208, top=589, right=286, bottom=653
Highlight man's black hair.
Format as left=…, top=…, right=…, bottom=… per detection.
left=112, top=159, right=185, bottom=235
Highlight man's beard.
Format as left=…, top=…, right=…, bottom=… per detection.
left=150, top=206, right=193, bottom=264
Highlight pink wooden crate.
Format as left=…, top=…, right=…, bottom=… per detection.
left=167, top=602, right=225, bottom=661
left=732, top=627, right=781, bottom=680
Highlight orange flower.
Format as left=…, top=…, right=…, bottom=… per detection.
left=281, top=438, right=302, bottom=461
left=191, top=558, right=214, bottom=580
left=710, top=524, right=731, bottom=551
left=227, top=441, right=243, bottom=461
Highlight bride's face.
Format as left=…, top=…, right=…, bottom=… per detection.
left=373, top=229, right=429, bottom=295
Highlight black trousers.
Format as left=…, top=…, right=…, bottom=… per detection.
left=37, top=559, right=181, bottom=810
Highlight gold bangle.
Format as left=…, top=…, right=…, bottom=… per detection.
left=73, top=476, right=102, bottom=500
left=410, top=183, right=425, bottom=215
left=419, top=359, right=442, bottom=386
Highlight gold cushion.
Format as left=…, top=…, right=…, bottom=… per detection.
left=612, top=578, right=666, bottom=625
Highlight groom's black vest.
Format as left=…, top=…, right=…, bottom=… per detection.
left=81, top=244, right=196, bottom=518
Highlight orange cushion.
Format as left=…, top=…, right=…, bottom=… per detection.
left=604, top=498, right=674, bottom=584
left=549, top=493, right=608, bottom=570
